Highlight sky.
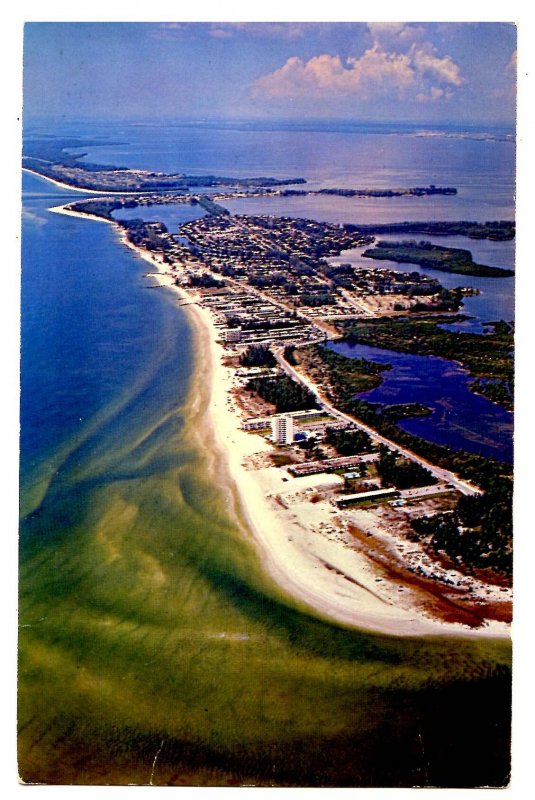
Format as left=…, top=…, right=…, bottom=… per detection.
left=23, top=21, right=517, bottom=127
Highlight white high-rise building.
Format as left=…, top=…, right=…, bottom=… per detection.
left=271, top=416, right=294, bottom=445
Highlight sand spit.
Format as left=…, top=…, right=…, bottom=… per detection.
left=47, top=201, right=511, bottom=640
left=24, top=167, right=153, bottom=196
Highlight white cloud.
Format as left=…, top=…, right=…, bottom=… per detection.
left=367, top=22, right=425, bottom=52
left=252, top=22, right=463, bottom=105
left=411, top=43, right=463, bottom=87
left=506, top=50, right=517, bottom=77
left=252, top=49, right=416, bottom=101
left=416, top=87, right=454, bottom=103
left=209, top=27, right=233, bottom=39
left=150, top=23, right=188, bottom=41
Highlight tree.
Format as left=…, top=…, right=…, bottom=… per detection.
left=239, top=345, right=276, bottom=368
left=325, top=426, right=373, bottom=456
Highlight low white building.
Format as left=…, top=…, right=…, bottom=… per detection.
left=271, top=415, right=294, bottom=445
left=242, top=417, right=271, bottom=432
left=224, top=328, right=242, bottom=343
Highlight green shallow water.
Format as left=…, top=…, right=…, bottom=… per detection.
left=19, top=325, right=511, bottom=787
left=19, top=176, right=511, bottom=787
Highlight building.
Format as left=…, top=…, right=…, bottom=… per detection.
left=334, top=488, right=400, bottom=507
left=288, top=454, right=375, bottom=478
left=242, top=417, right=271, bottom=432
left=224, top=328, right=242, bottom=343
left=271, top=416, right=294, bottom=445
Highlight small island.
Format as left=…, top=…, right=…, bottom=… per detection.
left=279, top=184, right=458, bottom=198
left=362, top=239, right=515, bottom=277
left=346, top=220, right=515, bottom=241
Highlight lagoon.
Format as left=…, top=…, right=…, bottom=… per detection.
left=329, top=339, right=513, bottom=463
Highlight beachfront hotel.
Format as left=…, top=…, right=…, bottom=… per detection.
left=272, top=416, right=294, bottom=445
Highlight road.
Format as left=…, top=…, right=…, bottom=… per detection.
left=274, top=347, right=482, bottom=496
left=338, top=287, right=375, bottom=317
left=172, top=219, right=482, bottom=498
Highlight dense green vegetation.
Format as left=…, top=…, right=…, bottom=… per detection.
left=409, top=287, right=466, bottom=313
left=239, top=345, right=277, bottom=368
left=324, top=426, right=374, bottom=455
left=68, top=198, right=127, bottom=219
left=121, top=218, right=171, bottom=252
left=226, top=315, right=300, bottom=333
left=344, top=220, right=515, bottom=241
left=295, top=343, right=390, bottom=398
left=362, top=240, right=514, bottom=278
left=470, top=379, right=513, bottom=408
left=249, top=272, right=290, bottom=289
left=322, top=262, right=356, bottom=288
left=319, top=185, right=458, bottom=197
left=283, top=344, right=298, bottom=365
left=22, top=136, right=128, bottom=171
left=188, top=273, right=225, bottom=288
left=298, top=293, right=337, bottom=307
left=246, top=375, right=319, bottom=412
left=281, top=185, right=458, bottom=198
left=336, top=316, right=514, bottom=411
left=195, top=196, right=230, bottom=216
left=485, top=320, right=514, bottom=335
left=410, top=480, right=512, bottom=579
left=377, top=445, right=437, bottom=489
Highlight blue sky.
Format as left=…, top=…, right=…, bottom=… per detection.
left=23, top=22, right=516, bottom=126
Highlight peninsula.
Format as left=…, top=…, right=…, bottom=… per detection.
left=45, top=174, right=513, bottom=638
left=22, top=136, right=307, bottom=193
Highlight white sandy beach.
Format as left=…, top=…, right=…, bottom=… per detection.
left=49, top=201, right=511, bottom=640
left=24, top=167, right=155, bottom=196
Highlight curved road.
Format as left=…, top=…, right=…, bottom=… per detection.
left=274, top=347, right=482, bottom=496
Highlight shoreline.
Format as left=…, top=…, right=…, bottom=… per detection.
left=24, top=167, right=154, bottom=196
left=48, top=200, right=511, bottom=640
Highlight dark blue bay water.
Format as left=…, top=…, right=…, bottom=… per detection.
left=111, top=201, right=206, bottom=231
left=223, top=185, right=513, bottom=226
left=30, top=119, right=515, bottom=219
left=329, top=340, right=513, bottom=462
